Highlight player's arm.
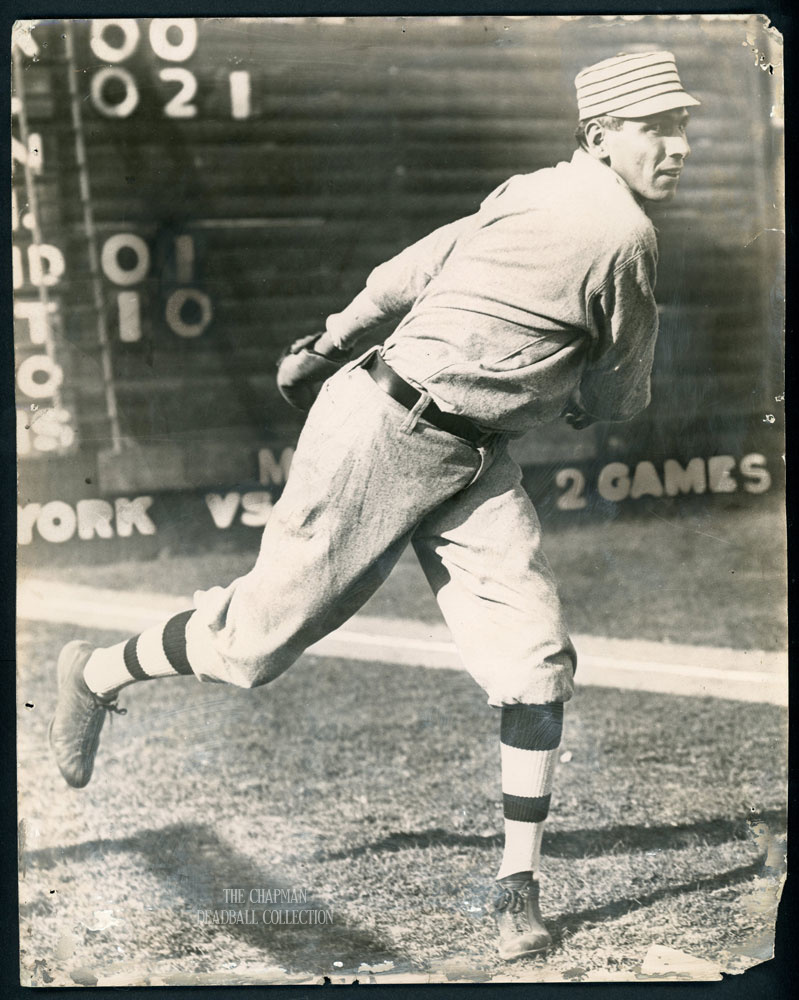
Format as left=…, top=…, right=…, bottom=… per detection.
left=293, top=175, right=514, bottom=363
left=574, top=247, right=659, bottom=425
left=323, top=213, right=479, bottom=353
left=277, top=192, right=494, bottom=410
left=277, top=214, right=478, bottom=409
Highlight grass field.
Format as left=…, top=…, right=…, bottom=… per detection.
left=23, top=500, right=788, bottom=651
left=17, top=500, right=788, bottom=984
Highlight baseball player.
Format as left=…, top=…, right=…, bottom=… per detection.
left=50, top=52, right=697, bottom=960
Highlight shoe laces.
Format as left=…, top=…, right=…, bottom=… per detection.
left=104, top=702, right=127, bottom=729
left=95, top=693, right=127, bottom=718
left=494, top=882, right=533, bottom=914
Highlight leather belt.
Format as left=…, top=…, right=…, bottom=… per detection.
left=362, top=351, right=492, bottom=447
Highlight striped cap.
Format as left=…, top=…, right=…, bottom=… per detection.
left=575, top=51, right=700, bottom=120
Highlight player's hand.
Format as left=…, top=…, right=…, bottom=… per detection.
left=276, top=333, right=349, bottom=411
left=562, top=405, right=596, bottom=430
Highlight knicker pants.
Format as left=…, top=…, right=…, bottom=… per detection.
left=185, top=360, right=576, bottom=706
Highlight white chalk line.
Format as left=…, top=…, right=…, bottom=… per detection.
left=17, top=578, right=787, bottom=706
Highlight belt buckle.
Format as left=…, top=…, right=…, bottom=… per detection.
left=359, top=348, right=380, bottom=370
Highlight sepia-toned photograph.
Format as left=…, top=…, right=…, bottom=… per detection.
left=14, top=13, right=786, bottom=987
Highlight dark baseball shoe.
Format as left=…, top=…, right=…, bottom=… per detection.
left=48, top=640, right=126, bottom=788
left=493, top=872, right=552, bottom=960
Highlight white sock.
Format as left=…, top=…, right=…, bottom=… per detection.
left=83, top=612, right=195, bottom=698
left=83, top=640, right=132, bottom=698
left=496, top=703, right=563, bottom=882
left=498, top=819, right=545, bottom=881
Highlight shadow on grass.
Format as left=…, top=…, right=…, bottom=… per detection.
left=23, top=823, right=396, bottom=972
left=315, top=808, right=786, bottom=862
left=551, top=858, right=767, bottom=943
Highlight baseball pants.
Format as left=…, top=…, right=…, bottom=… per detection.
left=184, top=355, right=577, bottom=707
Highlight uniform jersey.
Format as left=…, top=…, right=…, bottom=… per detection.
left=328, top=149, right=659, bottom=434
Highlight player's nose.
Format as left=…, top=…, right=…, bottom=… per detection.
left=666, top=134, right=691, bottom=160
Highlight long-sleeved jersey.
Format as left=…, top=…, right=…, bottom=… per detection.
left=326, top=148, right=659, bottom=434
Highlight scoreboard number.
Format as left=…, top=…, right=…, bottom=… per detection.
left=148, top=19, right=198, bottom=61
left=100, top=232, right=213, bottom=340
left=159, top=68, right=199, bottom=118
left=89, top=19, right=141, bottom=63
left=90, top=67, right=140, bottom=118
left=88, top=18, right=251, bottom=119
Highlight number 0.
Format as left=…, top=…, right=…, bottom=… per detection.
left=91, top=67, right=140, bottom=118
left=90, top=19, right=140, bottom=63
left=149, top=18, right=198, bottom=62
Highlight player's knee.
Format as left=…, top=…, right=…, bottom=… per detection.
left=486, top=658, right=575, bottom=707
left=221, top=650, right=299, bottom=690
left=230, top=671, right=263, bottom=690
left=219, top=660, right=271, bottom=690
left=190, top=627, right=302, bottom=689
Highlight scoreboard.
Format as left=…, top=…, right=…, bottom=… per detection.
left=12, top=16, right=784, bottom=544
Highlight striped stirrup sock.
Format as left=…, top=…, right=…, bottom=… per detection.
left=83, top=611, right=196, bottom=699
left=496, top=702, right=563, bottom=881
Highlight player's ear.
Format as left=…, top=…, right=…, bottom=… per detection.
left=584, top=119, right=609, bottom=160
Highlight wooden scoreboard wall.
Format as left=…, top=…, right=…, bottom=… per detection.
left=13, top=16, right=783, bottom=531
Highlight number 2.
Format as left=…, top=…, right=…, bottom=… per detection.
left=555, top=468, right=587, bottom=510
left=159, top=68, right=198, bottom=118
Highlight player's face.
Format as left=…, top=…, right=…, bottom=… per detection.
left=604, top=109, right=691, bottom=202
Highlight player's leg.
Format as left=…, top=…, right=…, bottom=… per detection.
left=50, top=359, right=483, bottom=788
left=412, top=444, right=575, bottom=959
